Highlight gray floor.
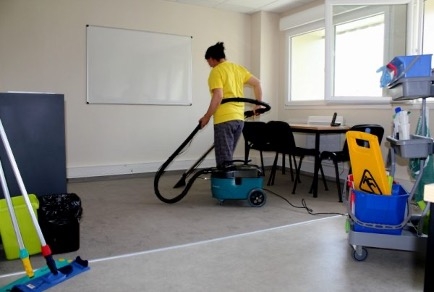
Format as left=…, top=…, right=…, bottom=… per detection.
left=0, top=170, right=426, bottom=291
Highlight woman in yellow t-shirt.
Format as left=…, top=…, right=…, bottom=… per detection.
left=199, top=42, right=263, bottom=168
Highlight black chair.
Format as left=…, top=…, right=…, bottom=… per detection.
left=266, top=121, right=327, bottom=194
left=242, top=121, right=274, bottom=175
left=318, top=124, right=384, bottom=202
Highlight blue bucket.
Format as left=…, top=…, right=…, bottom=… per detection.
left=352, top=184, right=409, bottom=235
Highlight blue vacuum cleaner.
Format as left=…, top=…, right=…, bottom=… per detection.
left=154, top=98, right=270, bottom=206
left=211, top=164, right=266, bottom=206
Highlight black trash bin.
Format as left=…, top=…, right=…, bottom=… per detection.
left=37, top=193, right=82, bottom=254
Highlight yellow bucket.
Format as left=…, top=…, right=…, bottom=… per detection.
left=0, top=194, right=40, bottom=260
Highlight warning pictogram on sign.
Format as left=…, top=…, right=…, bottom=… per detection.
left=358, top=169, right=383, bottom=194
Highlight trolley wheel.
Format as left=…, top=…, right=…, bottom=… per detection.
left=248, top=189, right=266, bottom=207
left=353, top=247, right=368, bottom=261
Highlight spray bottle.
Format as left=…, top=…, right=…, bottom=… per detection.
left=393, top=107, right=401, bottom=139
left=393, top=107, right=411, bottom=140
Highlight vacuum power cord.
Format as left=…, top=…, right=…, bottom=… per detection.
left=263, top=188, right=346, bottom=216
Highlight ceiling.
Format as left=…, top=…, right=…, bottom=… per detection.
left=162, top=0, right=316, bottom=14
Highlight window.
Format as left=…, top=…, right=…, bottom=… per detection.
left=290, top=29, right=325, bottom=101
left=334, top=14, right=384, bottom=97
left=423, top=0, right=434, bottom=57
left=282, top=0, right=424, bottom=105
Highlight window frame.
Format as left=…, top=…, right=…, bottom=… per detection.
left=282, top=0, right=424, bottom=107
left=286, top=23, right=326, bottom=104
left=325, top=0, right=424, bottom=104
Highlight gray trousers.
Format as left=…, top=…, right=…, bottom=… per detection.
left=213, top=120, right=244, bottom=167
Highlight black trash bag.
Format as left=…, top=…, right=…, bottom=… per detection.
left=37, top=193, right=82, bottom=254
left=38, top=193, right=82, bottom=222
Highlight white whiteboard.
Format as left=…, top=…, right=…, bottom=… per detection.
left=86, top=25, right=192, bottom=105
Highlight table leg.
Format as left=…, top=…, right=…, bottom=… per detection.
left=311, top=132, right=320, bottom=198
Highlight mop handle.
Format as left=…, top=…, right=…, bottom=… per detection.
left=0, top=119, right=58, bottom=274
left=0, top=160, right=26, bottom=247
left=0, top=119, right=46, bottom=246
left=0, top=159, right=34, bottom=277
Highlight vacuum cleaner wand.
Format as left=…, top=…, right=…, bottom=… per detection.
left=173, top=145, right=215, bottom=188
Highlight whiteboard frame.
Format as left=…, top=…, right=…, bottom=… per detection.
left=86, top=25, right=193, bottom=105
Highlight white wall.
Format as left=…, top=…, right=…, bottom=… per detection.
left=0, top=0, right=279, bottom=178
left=0, top=0, right=429, bottom=189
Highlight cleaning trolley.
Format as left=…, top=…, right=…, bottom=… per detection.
left=346, top=54, right=433, bottom=261
left=346, top=130, right=429, bottom=261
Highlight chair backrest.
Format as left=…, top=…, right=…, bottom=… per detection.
left=265, top=121, right=296, bottom=153
left=242, top=121, right=269, bottom=149
left=342, top=124, right=384, bottom=154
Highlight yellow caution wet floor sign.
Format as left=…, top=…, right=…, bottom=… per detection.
left=346, top=131, right=391, bottom=195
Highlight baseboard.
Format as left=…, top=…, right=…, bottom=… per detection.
left=68, top=154, right=268, bottom=179
left=67, top=158, right=216, bottom=178
left=67, top=155, right=413, bottom=191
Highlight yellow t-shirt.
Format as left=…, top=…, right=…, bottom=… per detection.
left=208, top=61, right=252, bottom=124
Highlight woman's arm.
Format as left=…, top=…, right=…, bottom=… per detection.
left=199, top=88, right=223, bottom=128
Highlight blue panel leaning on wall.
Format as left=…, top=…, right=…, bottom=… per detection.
left=0, top=93, right=67, bottom=198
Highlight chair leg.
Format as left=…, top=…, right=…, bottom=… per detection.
left=319, top=163, right=328, bottom=191
left=288, top=155, right=294, bottom=181
left=292, top=156, right=303, bottom=194
left=259, top=151, right=265, bottom=176
left=311, top=158, right=329, bottom=193
left=244, top=142, right=250, bottom=164
left=282, top=153, right=286, bottom=174
left=267, top=152, right=279, bottom=186
left=293, top=156, right=301, bottom=183
left=334, top=161, right=343, bottom=202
